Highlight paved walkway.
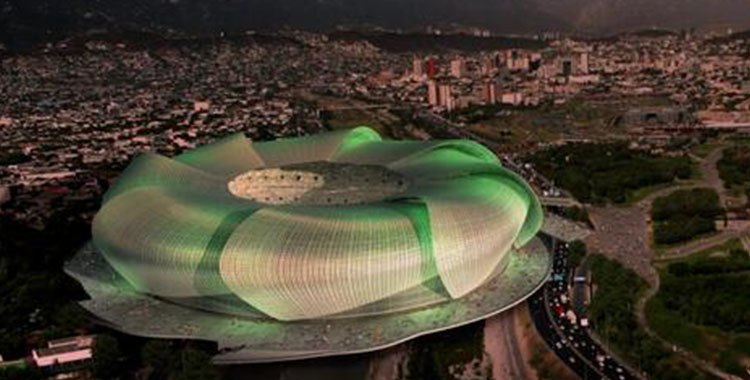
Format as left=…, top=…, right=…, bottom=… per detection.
left=586, top=204, right=655, bottom=285
left=633, top=145, right=743, bottom=380
left=656, top=230, right=745, bottom=261
left=585, top=144, right=744, bottom=380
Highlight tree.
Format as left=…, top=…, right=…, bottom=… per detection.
left=169, top=348, right=221, bottom=380
left=141, top=340, right=172, bottom=380
left=568, top=240, right=587, bottom=270
left=0, top=366, right=43, bottom=380
left=92, top=334, right=122, bottom=380
left=51, top=303, right=87, bottom=331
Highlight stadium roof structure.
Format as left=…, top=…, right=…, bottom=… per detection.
left=66, top=127, right=551, bottom=363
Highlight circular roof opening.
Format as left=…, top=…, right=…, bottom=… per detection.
left=228, top=161, right=409, bottom=206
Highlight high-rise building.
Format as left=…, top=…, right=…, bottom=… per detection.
left=427, top=80, right=440, bottom=106
left=562, top=59, right=573, bottom=77
left=450, top=57, right=465, bottom=78
left=426, top=57, right=436, bottom=79
left=412, top=55, right=424, bottom=79
left=482, top=56, right=495, bottom=76
left=439, top=83, right=455, bottom=111
left=506, top=50, right=529, bottom=71
left=578, top=51, right=590, bottom=75
left=483, top=80, right=500, bottom=104
left=494, top=53, right=503, bottom=69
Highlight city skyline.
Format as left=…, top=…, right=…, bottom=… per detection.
left=1, top=8, right=749, bottom=380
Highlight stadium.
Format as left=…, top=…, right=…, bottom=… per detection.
left=66, top=127, right=551, bottom=363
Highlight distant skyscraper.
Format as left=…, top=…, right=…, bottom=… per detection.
left=578, top=51, right=590, bottom=75
left=427, top=80, right=440, bottom=106
left=506, top=50, right=529, bottom=71
left=450, top=58, right=465, bottom=78
left=426, top=57, right=436, bottom=79
left=482, top=57, right=495, bottom=76
left=438, top=83, right=455, bottom=111
left=562, top=59, right=573, bottom=77
left=412, top=55, right=424, bottom=79
left=483, top=80, right=500, bottom=104
left=193, top=101, right=211, bottom=112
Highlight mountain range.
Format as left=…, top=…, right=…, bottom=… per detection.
left=2, top=0, right=750, bottom=50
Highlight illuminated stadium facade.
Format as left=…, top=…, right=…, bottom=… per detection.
left=66, top=127, right=551, bottom=363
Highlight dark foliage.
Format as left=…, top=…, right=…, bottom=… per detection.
left=0, top=216, right=90, bottom=357
left=651, top=188, right=722, bottom=245
left=406, top=322, right=484, bottom=380
left=651, top=188, right=723, bottom=222
left=558, top=206, right=592, bottom=226
left=717, top=146, right=750, bottom=189
left=668, top=248, right=750, bottom=276
left=653, top=217, right=716, bottom=245
left=659, top=271, right=750, bottom=332
left=528, top=143, right=692, bottom=204
left=0, top=152, right=30, bottom=166
left=92, top=334, right=122, bottom=380
left=567, top=240, right=587, bottom=270
left=588, top=254, right=713, bottom=380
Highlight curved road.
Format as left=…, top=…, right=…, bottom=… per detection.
left=633, top=145, right=743, bottom=380
left=433, top=114, right=743, bottom=379
left=528, top=236, right=643, bottom=380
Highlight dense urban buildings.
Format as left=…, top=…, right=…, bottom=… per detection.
left=1, top=21, right=750, bottom=380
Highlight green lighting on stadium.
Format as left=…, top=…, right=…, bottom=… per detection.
left=68, top=126, right=548, bottom=363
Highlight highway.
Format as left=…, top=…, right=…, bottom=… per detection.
left=417, top=110, right=645, bottom=380
left=528, top=236, right=644, bottom=380
left=416, top=111, right=568, bottom=198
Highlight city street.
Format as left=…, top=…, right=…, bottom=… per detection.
left=528, top=236, right=643, bottom=380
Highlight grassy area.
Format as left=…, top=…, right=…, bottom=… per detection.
left=299, top=91, right=392, bottom=136
left=718, top=145, right=750, bottom=191
left=652, top=229, right=722, bottom=251
left=467, top=98, right=623, bottom=151
left=468, top=112, right=561, bottom=148
left=651, top=188, right=723, bottom=246
left=690, top=140, right=721, bottom=159
left=645, top=294, right=750, bottom=377
left=528, top=142, right=693, bottom=204
left=553, top=206, right=592, bottom=226
left=588, top=254, right=715, bottom=380
left=655, top=238, right=745, bottom=263
left=728, top=184, right=749, bottom=199
left=623, top=182, right=676, bottom=204
left=323, top=109, right=386, bottom=134
left=646, top=245, right=750, bottom=376
left=464, top=95, right=674, bottom=153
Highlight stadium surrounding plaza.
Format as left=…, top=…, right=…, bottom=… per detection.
left=65, top=127, right=551, bottom=363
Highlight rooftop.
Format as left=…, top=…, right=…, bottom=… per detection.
left=227, top=161, right=408, bottom=206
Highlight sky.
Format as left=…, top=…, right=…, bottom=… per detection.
left=2, top=0, right=750, bottom=49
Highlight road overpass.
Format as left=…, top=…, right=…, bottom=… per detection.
left=540, top=197, right=581, bottom=208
